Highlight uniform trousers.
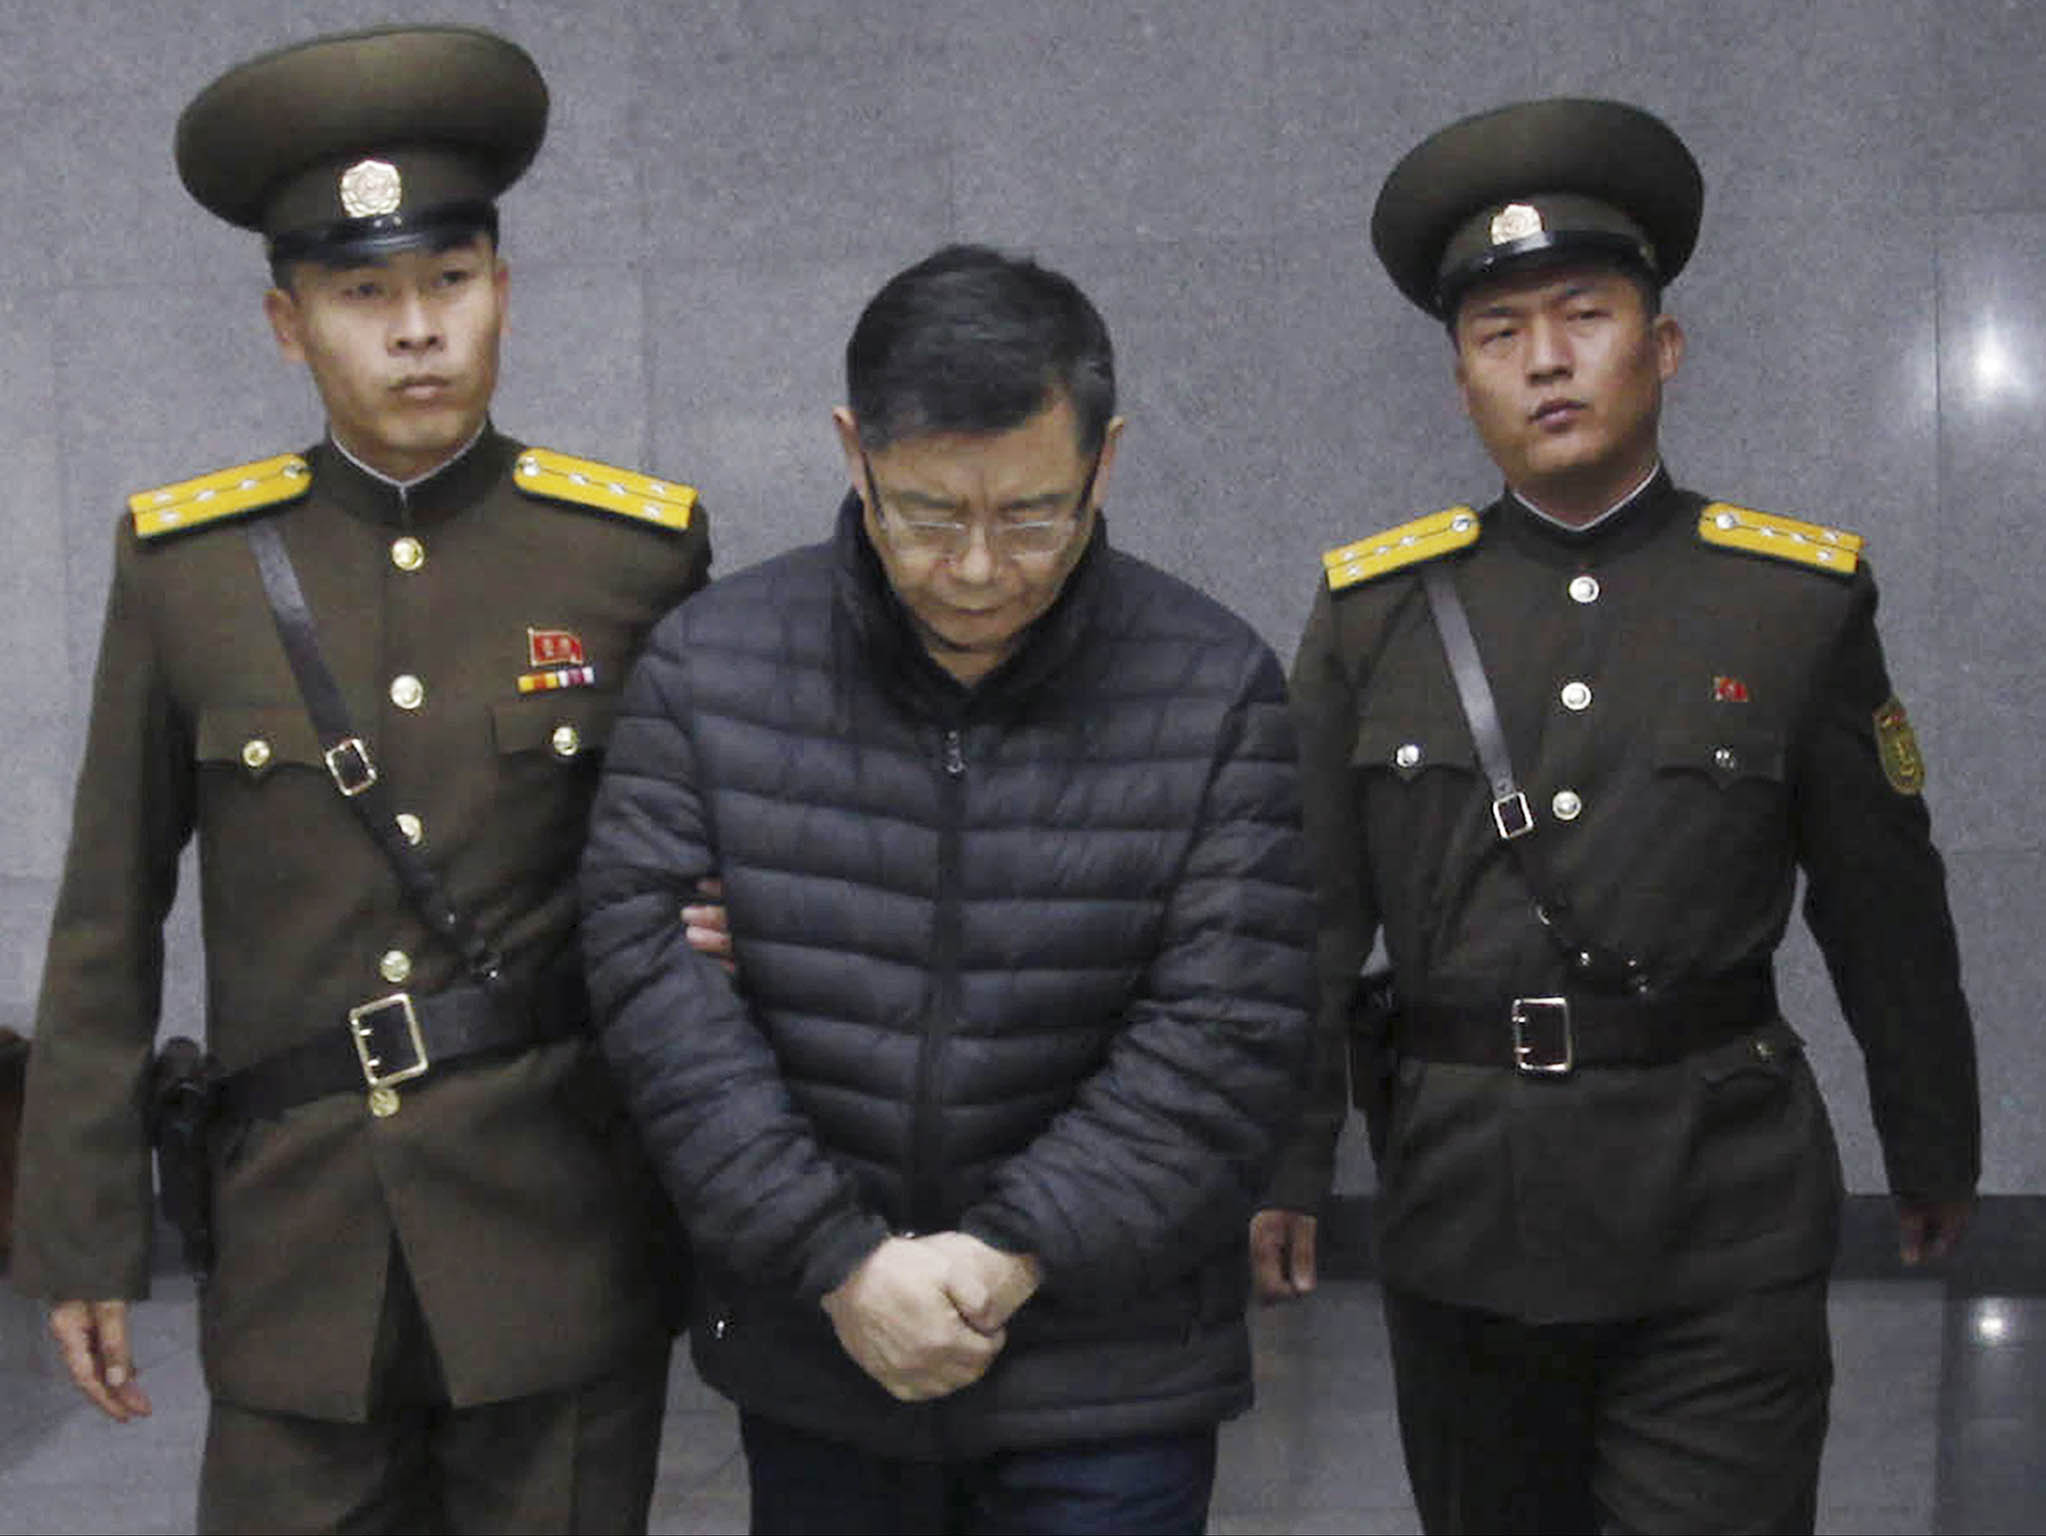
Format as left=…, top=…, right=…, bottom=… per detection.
left=197, top=1241, right=671, bottom=1535
left=1382, top=1272, right=1832, bottom=1535
left=739, top=1410, right=1218, bottom=1536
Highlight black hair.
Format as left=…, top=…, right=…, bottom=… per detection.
left=846, top=244, right=1115, bottom=453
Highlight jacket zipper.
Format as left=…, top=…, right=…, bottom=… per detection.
left=907, top=726, right=968, bottom=1452
left=910, top=726, right=967, bottom=1234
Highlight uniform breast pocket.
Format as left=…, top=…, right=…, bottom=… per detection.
left=489, top=690, right=618, bottom=767
left=1349, top=713, right=1480, bottom=787
left=196, top=706, right=326, bottom=784
left=1649, top=720, right=1792, bottom=857
left=1650, top=720, right=1788, bottom=795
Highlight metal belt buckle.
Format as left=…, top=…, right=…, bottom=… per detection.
left=324, top=737, right=379, bottom=798
left=1510, top=996, right=1573, bottom=1075
left=348, top=993, right=429, bottom=1089
left=1492, top=791, right=1535, bottom=841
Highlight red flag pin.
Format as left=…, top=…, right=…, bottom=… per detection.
left=528, top=628, right=586, bottom=668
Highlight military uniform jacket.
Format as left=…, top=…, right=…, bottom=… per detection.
left=1272, top=471, right=1979, bottom=1323
left=13, top=430, right=710, bottom=1418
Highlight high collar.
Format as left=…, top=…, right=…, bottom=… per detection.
left=829, top=489, right=1109, bottom=720
left=1488, top=465, right=1689, bottom=567
left=307, top=426, right=518, bottom=531
left=1510, top=460, right=1663, bottom=532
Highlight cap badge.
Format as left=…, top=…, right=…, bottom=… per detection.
left=339, top=158, right=404, bottom=219
left=1490, top=202, right=1544, bottom=245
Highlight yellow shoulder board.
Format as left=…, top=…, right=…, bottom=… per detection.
left=1697, top=502, right=1861, bottom=577
left=514, top=448, right=698, bottom=532
left=1322, top=506, right=1480, bottom=592
left=128, top=453, right=311, bottom=539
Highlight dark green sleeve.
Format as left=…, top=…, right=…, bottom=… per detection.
left=1794, top=566, right=1979, bottom=1202
left=1264, top=581, right=1379, bottom=1211
left=12, top=520, right=196, bottom=1301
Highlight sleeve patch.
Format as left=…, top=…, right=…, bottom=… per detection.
left=1697, top=502, right=1861, bottom=577
left=1873, top=695, right=1926, bottom=795
left=1322, top=506, right=1480, bottom=591
left=514, top=448, right=698, bottom=532
left=128, top=454, right=311, bottom=539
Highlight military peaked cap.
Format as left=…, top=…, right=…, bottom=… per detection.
left=1371, top=97, right=1704, bottom=318
left=175, top=24, right=548, bottom=265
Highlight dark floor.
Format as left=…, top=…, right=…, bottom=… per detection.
left=2, top=1198, right=2041, bottom=1534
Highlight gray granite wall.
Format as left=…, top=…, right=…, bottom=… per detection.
left=1, top=0, right=2037, bottom=1195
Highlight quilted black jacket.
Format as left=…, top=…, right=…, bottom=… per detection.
left=580, top=494, right=1314, bottom=1457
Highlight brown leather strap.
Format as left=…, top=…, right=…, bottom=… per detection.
left=1421, top=561, right=1651, bottom=992
left=246, top=517, right=507, bottom=990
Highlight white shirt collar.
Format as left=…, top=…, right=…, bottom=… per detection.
left=1511, top=461, right=1663, bottom=533
left=329, top=423, right=487, bottom=493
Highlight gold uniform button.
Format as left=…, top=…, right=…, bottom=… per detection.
left=368, top=1086, right=402, bottom=1118
left=395, top=812, right=424, bottom=846
left=390, top=536, right=425, bottom=572
left=379, top=949, right=413, bottom=985
left=550, top=724, right=582, bottom=759
left=1393, top=743, right=1423, bottom=770
left=1560, top=680, right=1593, bottom=712
left=1569, top=574, right=1601, bottom=604
left=240, top=738, right=273, bottom=771
left=1551, top=789, right=1584, bottom=822
left=390, top=674, right=425, bottom=711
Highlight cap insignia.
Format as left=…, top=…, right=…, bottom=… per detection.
left=1490, top=203, right=1544, bottom=245
left=339, top=159, right=403, bottom=219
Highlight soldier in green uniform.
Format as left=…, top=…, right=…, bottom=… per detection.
left=9, top=26, right=710, bottom=1534
left=1253, top=98, right=1980, bottom=1533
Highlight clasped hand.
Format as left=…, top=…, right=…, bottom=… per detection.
left=820, top=1232, right=1041, bottom=1402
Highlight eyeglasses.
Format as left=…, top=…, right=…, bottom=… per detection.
left=862, top=449, right=1099, bottom=562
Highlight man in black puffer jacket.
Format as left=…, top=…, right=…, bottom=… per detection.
left=580, top=244, right=1315, bottom=1535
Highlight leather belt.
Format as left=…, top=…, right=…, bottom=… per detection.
left=1395, top=966, right=1776, bottom=1074
left=217, top=960, right=588, bottom=1121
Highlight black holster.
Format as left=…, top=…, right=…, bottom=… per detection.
left=1347, top=967, right=1401, bottom=1161
left=147, top=1036, right=221, bottom=1276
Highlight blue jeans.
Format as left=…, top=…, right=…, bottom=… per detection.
left=740, top=1411, right=1218, bottom=1535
